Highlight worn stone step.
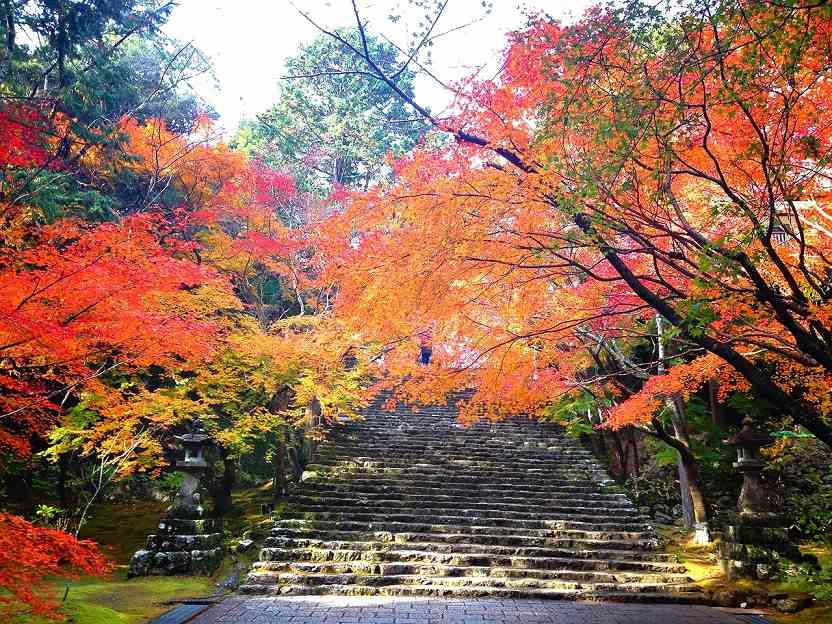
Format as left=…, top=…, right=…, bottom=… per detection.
left=271, top=519, right=655, bottom=542
left=299, top=481, right=628, bottom=502
left=245, top=571, right=700, bottom=596
left=269, top=528, right=658, bottom=551
left=301, top=477, right=618, bottom=495
left=249, top=561, right=691, bottom=584
left=280, top=505, right=647, bottom=525
left=310, top=461, right=608, bottom=479
left=323, top=438, right=589, bottom=449
left=279, top=510, right=651, bottom=532
left=316, top=448, right=594, bottom=462
left=258, top=547, right=686, bottom=573
left=238, top=582, right=706, bottom=604
left=285, top=495, right=639, bottom=516
left=261, top=538, right=675, bottom=562
left=303, top=472, right=615, bottom=490
left=313, top=459, right=602, bottom=475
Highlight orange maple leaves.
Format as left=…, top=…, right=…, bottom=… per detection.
left=0, top=513, right=112, bottom=619
left=314, top=3, right=832, bottom=437
left=0, top=213, right=225, bottom=457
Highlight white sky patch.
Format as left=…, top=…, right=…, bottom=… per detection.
left=163, top=0, right=592, bottom=134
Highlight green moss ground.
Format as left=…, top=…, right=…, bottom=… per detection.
left=36, top=484, right=280, bottom=623
left=55, top=574, right=216, bottom=624
left=660, top=526, right=832, bottom=623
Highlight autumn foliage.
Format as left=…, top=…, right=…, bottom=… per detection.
left=4, top=0, right=832, bottom=617
left=0, top=513, right=113, bottom=619
left=316, top=1, right=832, bottom=444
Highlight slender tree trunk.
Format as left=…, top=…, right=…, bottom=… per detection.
left=708, top=379, right=726, bottom=427
left=656, top=315, right=710, bottom=543
left=678, top=445, right=709, bottom=530
left=273, top=427, right=287, bottom=499
left=56, top=0, right=67, bottom=87
left=58, top=453, right=69, bottom=509
left=628, top=428, right=640, bottom=477
left=213, top=449, right=236, bottom=515
left=669, top=396, right=696, bottom=530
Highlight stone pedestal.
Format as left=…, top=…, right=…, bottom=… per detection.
left=717, top=417, right=801, bottom=579
left=718, top=523, right=800, bottom=580
left=129, top=420, right=223, bottom=577
left=128, top=498, right=224, bottom=577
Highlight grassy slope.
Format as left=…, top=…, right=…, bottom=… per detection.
left=661, top=526, right=832, bottom=624
left=57, top=575, right=216, bottom=624
left=43, top=484, right=278, bottom=624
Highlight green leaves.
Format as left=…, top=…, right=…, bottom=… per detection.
left=238, top=30, right=428, bottom=197
left=678, top=298, right=719, bottom=337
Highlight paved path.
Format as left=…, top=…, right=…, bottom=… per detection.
left=190, top=596, right=767, bottom=624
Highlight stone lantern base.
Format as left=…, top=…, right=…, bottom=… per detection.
left=128, top=501, right=224, bottom=577
left=717, top=522, right=803, bottom=580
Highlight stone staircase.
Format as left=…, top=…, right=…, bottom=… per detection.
left=240, top=399, right=705, bottom=602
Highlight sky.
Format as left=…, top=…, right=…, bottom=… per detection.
left=164, top=0, right=593, bottom=133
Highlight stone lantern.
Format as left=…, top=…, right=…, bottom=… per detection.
left=128, top=419, right=224, bottom=577
left=171, top=420, right=211, bottom=516
left=726, top=416, right=778, bottom=524
left=718, top=417, right=802, bottom=580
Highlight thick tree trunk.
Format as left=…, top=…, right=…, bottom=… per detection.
left=610, top=430, right=628, bottom=481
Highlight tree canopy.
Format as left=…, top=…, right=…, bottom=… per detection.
left=236, top=30, right=427, bottom=198
left=2, top=0, right=832, bottom=618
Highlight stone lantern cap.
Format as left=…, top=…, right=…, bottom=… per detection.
left=174, top=419, right=211, bottom=445
left=174, top=419, right=212, bottom=470
left=725, top=416, right=775, bottom=450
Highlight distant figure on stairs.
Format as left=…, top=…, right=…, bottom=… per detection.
left=417, top=326, right=433, bottom=365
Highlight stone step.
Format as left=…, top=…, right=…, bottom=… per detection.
left=323, top=431, right=577, bottom=442
left=311, top=460, right=608, bottom=477
left=337, top=438, right=585, bottom=450
left=269, top=527, right=659, bottom=551
left=261, top=538, right=675, bottom=562
left=272, top=519, right=655, bottom=542
left=279, top=510, right=651, bottom=532
left=299, top=481, right=627, bottom=501
left=336, top=430, right=579, bottom=442
left=316, top=447, right=594, bottom=461
left=300, top=475, right=627, bottom=500
left=258, top=547, right=687, bottom=573
left=238, top=582, right=706, bottom=604
left=309, top=456, right=601, bottom=470
left=287, top=573, right=693, bottom=594
left=323, top=435, right=582, bottom=444
left=285, top=495, right=639, bottom=516
left=249, top=561, right=690, bottom=584
left=303, top=472, right=615, bottom=490
left=245, top=571, right=701, bottom=595
left=281, top=503, right=645, bottom=530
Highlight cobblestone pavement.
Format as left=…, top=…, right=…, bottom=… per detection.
left=190, top=596, right=761, bottom=624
